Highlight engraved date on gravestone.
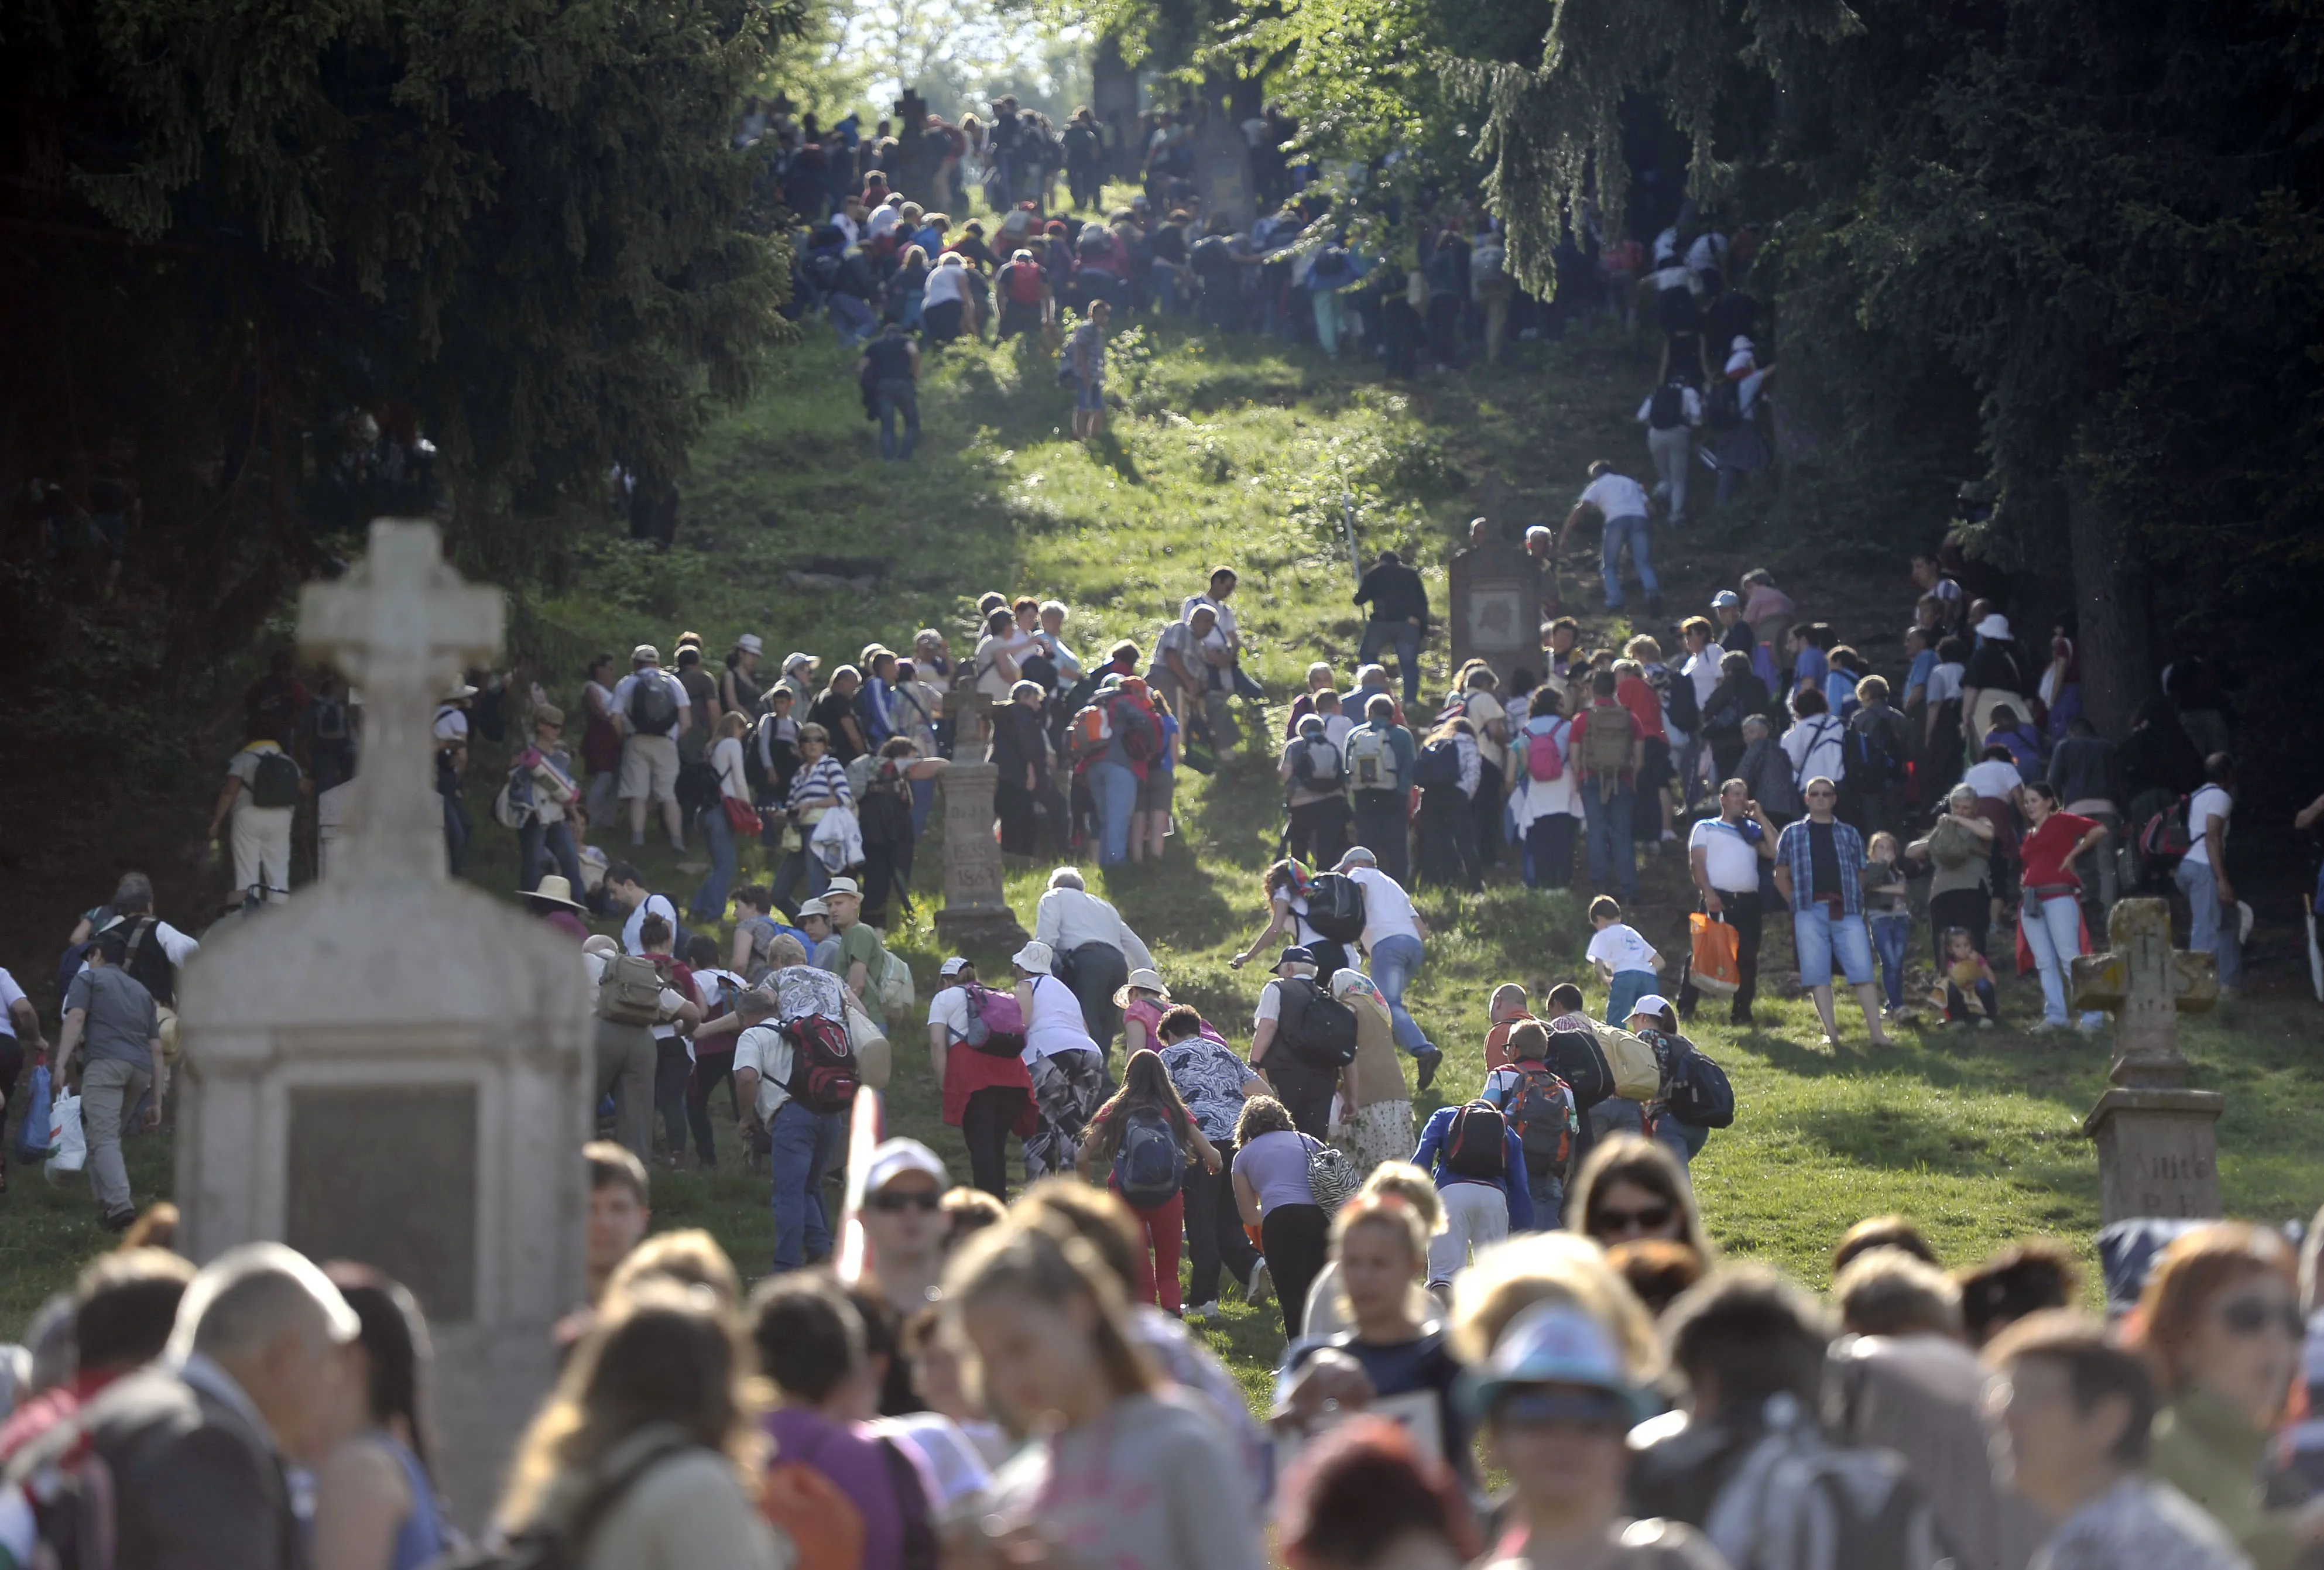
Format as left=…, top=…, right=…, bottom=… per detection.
left=286, top=1085, right=479, bottom=1322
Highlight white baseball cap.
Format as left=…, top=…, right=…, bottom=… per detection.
left=864, top=1138, right=948, bottom=1194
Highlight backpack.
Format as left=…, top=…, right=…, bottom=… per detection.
left=1001, top=259, right=1044, bottom=304
left=1790, top=717, right=1841, bottom=791
left=958, top=983, right=1029, bottom=1057
left=417, top=1432, right=700, bottom=1570
left=1111, top=1107, right=1185, bottom=1208
left=1412, top=738, right=1462, bottom=790
left=249, top=749, right=301, bottom=808
left=1665, top=1044, right=1736, bottom=1129
left=1068, top=701, right=1114, bottom=759
left=2139, top=793, right=2195, bottom=866
left=597, top=954, right=666, bottom=1026
left=1599, top=1021, right=1667, bottom=1102
left=808, top=251, right=846, bottom=293
left=1648, top=382, right=1688, bottom=430
left=1847, top=715, right=1903, bottom=787
left=1291, top=735, right=1348, bottom=794
left=1113, top=698, right=1162, bottom=765
left=783, top=1013, right=862, bottom=1113
left=865, top=332, right=914, bottom=379
left=1302, top=873, right=1366, bottom=944
left=760, top=1455, right=869, bottom=1570
left=1274, top=976, right=1359, bottom=1068
left=743, top=714, right=775, bottom=801
left=1665, top=672, right=1703, bottom=736
left=1699, top=1398, right=1949, bottom=1570
left=1522, top=715, right=1569, bottom=783
left=1705, top=378, right=1743, bottom=431
left=1442, top=1102, right=1509, bottom=1180
left=1505, top=1062, right=1575, bottom=1169
left=1469, top=240, right=1507, bottom=292
left=859, top=775, right=914, bottom=849
left=1345, top=726, right=1399, bottom=791
left=628, top=673, right=679, bottom=737
left=875, top=947, right=915, bottom=1017
left=1579, top=708, right=1634, bottom=778
left=491, top=773, right=532, bottom=831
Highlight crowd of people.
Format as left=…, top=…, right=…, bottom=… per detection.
left=5, top=1137, right=2323, bottom=1570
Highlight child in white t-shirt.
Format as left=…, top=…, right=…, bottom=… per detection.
left=1586, top=896, right=1663, bottom=1025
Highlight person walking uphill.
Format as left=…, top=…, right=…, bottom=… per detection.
left=207, top=717, right=305, bottom=904
left=1352, top=549, right=1430, bottom=706
left=1344, top=693, right=1417, bottom=885
left=1068, top=297, right=1112, bottom=441
left=1557, top=460, right=1663, bottom=616
left=1247, top=947, right=1360, bottom=1140
left=859, top=320, right=921, bottom=461
left=1332, top=847, right=1444, bottom=1092
left=1033, top=866, right=1156, bottom=1057
left=54, top=925, right=164, bottom=1230
left=1775, top=776, right=1895, bottom=1049
left=613, top=644, right=692, bottom=853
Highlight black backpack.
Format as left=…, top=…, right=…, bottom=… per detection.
left=628, top=674, right=679, bottom=737
left=249, top=749, right=302, bottom=808
left=1412, top=739, right=1462, bottom=790
left=1648, top=382, right=1688, bottom=430
left=1275, top=976, right=1359, bottom=1068
left=1302, top=873, right=1366, bottom=944
left=860, top=769, right=914, bottom=848
left=1665, top=672, right=1702, bottom=735
left=1665, top=1044, right=1736, bottom=1129
left=1443, top=1103, right=1510, bottom=1179
left=1847, top=714, right=1904, bottom=787
left=865, top=332, right=914, bottom=379
left=1705, top=378, right=1743, bottom=431
left=1290, top=735, right=1348, bottom=794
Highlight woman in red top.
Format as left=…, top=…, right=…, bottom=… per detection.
left=2017, top=780, right=2108, bottom=1034
left=927, top=958, right=1036, bottom=1198
left=1614, top=651, right=1675, bottom=851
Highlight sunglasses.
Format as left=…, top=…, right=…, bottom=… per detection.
left=868, top=1190, right=942, bottom=1214
left=1805, top=789, right=1837, bottom=800
left=2216, top=1295, right=2305, bottom=1339
left=1593, top=1204, right=1674, bottom=1238
left=1496, top=1388, right=1629, bottom=1432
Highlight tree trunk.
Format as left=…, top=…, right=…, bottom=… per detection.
left=2064, top=461, right=2150, bottom=738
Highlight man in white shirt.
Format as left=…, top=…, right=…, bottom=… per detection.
left=1555, top=460, right=1662, bottom=618
left=2176, top=754, right=2241, bottom=992
left=732, top=989, right=844, bottom=1271
left=1182, top=565, right=1263, bottom=704
left=605, top=862, right=680, bottom=955
left=610, top=643, right=692, bottom=853
left=1332, top=847, right=1442, bottom=1089
left=1032, top=867, right=1155, bottom=1057
left=1151, top=602, right=1236, bottom=758
left=1681, top=779, right=1778, bottom=1026
left=1780, top=690, right=1847, bottom=798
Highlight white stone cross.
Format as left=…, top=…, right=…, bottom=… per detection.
left=2071, top=896, right=2219, bottom=1087
left=299, top=519, right=503, bottom=883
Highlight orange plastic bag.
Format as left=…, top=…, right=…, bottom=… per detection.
left=1689, top=912, right=1742, bottom=998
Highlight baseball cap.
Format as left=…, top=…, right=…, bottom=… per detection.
left=631, top=643, right=660, bottom=664
left=1710, top=591, right=1741, bottom=611
left=939, top=957, right=972, bottom=978
left=864, top=1138, right=948, bottom=1194
left=1276, top=945, right=1318, bottom=971
left=1458, top=1301, right=1650, bottom=1421
left=1627, top=995, right=1674, bottom=1024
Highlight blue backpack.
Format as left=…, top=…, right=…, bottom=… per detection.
left=1111, top=1108, right=1184, bottom=1209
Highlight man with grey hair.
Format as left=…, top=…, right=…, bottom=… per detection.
left=70, top=1242, right=357, bottom=1568
left=54, top=927, right=164, bottom=1231
left=1031, top=866, right=1155, bottom=1058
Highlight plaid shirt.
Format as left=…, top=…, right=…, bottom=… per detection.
left=1776, top=816, right=1866, bottom=915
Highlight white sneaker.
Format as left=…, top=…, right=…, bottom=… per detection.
left=2028, top=1019, right=2062, bottom=1035
left=1246, top=1258, right=1273, bottom=1308
left=1187, top=1300, right=1221, bottom=1321
left=1977, top=1018, right=1996, bottom=1029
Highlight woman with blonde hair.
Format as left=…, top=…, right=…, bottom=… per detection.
left=942, top=1221, right=1263, bottom=1570
left=1304, top=1163, right=1444, bottom=1339
left=2134, top=1223, right=2324, bottom=1568
left=1280, top=1194, right=1478, bottom=1489
left=495, top=1283, right=781, bottom=1569
left=601, top=1228, right=745, bottom=1313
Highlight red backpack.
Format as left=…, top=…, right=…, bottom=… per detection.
left=783, top=1014, right=862, bottom=1113
left=1002, top=260, right=1044, bottom=305
left=1442, top=1102, right=1509, bottom=1180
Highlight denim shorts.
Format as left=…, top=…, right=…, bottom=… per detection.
left=1074, top=373, right=1106, bottom=413
left=1792, top=903, right=1874, bottom=988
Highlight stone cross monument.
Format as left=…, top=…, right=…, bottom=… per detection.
left=2070, top=896, right=2222, bottom=1223
left=1447, top=529, right=1543, bottom=693
left=175, top=519, right=594, bottom=1528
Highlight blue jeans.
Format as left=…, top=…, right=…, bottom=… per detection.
left=769, top=1098, right=843, bottom=1270
left=1581, top=784, right=1639, bottom=899
left=828, top=294, right=876, bottom=343
left=2176, top=859, right=2243, bottom=991
left=1089, top=760, right=1139, bottom=866
left=1604, top=969, right=1656, bottom=1026
left=1600, top=515, right=1658, bottom=608
left=1357, top=619, right=1424, bottom=704
left=441, top=793, right=469, bottom=877
left=518, top=818, right=583, bottom=895
left=1792, top=904, right=1875, bottom=988
left=690, top=804, right=737, bottom=923
left=770, top=848, right=830, bottom=920
left=2021, top=894, right=2106, bottom=1027
left=1869, top=913, right=1911, bottom=1010
left=1367, top=933, right=1435, bottom=1057
left=876, top=380, right=920, bottom=460
left=1524, top=1171, right=1565, bottom=1232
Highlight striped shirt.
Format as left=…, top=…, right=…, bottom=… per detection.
left=784, top=755, right=852, bottom=812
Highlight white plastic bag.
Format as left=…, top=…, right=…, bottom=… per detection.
left=46, top=1092, right=86, bottom=1178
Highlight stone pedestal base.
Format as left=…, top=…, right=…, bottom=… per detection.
left=2082, top=1087, right=2225, bottom=1223
left=935, top=906, right=1030, bottom=953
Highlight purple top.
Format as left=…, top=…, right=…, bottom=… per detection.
left=766, top=1407, right=935, bottom=1570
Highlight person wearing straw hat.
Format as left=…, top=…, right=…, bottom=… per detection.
left=1115, top=967, right=1175, bottom=1059
left=1012, top=940, right=1105, bottom=1182
left=510, top=702, right=585, bottom=899
left=433, top=680, right=477, bottom=876
left=521, top=873, right=591, bottom=943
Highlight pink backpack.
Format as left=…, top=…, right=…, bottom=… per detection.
left=962, top=983, right=1028, bottom=1057
left=1524, top=717, right=1568, bottom=783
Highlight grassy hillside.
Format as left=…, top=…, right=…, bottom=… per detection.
left=6, top=317, right=2319, bottom=1417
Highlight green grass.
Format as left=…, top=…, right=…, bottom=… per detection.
left=8, top=316, right=2320, bottom=1410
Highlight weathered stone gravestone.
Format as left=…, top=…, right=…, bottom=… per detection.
left=1448, top=533, right=1543, bottom=693
left=175, top=519, right=593, bottom=1528
left=933, top=761, right=1029, bottom=952
left=1193, top=110, right=1254, bottom=229
left=2071, top=896, right=2223, bottom=1223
